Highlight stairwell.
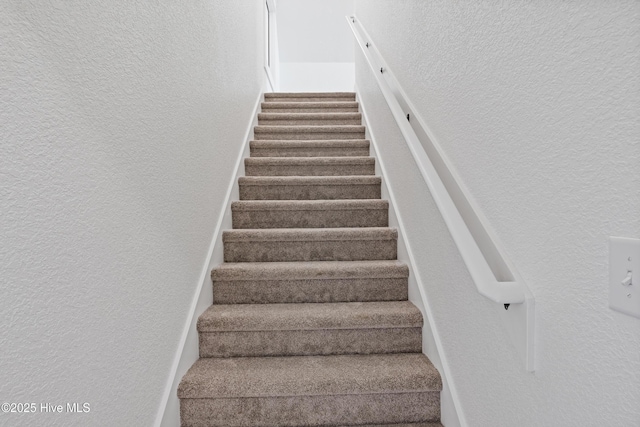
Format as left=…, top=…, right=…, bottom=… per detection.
left=177, top=92, right=443, bottom=427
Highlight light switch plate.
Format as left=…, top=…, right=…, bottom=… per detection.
left=609, top=236, right=640, bottom=319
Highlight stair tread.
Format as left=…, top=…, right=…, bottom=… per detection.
left=223, top=227, right=397, bottom=242
left=239, top=175, right=380, bottom=185
left=224, top=228, right=396, bottom=262
left=198, top=301, right=422, bottom=332
left=211, top=261, right=409, bottom=304
left=239, top=176, right=381, bottom=200
left=250, top=139, right=369, bottom=147
left=178, top=353, right=441, bottom=399
left=255, top=125, right=366, bottom=140
left=245, top=156, right=373, bottom=166
left=212, top=260, right=409, bottom=280
left=258, top=113, right=362, bottom=126
left=255, top=125, right=365, bottom=133
left=265, top=92, right=355, bottom=98
left=259, top=112, right=362, bottom=119
left=261, top=101, right=358, bottom=109
left=231, top=199, right=387, bottom=212
left=249, top=140, right=371, bottom=158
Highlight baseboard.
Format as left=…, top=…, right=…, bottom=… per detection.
left=357, top=88, right=464, bottom=427
left=154, top=91, right=263, bottom=427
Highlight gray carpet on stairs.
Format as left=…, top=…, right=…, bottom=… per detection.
left=211, top=260, right=409, bottom=304
left=231, top=200, right=388, bottom=229
left=261, top=101, right=359, bottom=113
left=250, top=139, right=370, bottom=157
left=245, top=156, right=375, bottom=176
left=258, top=112, right=363, bottom=126
left=178, top=92, right=442, bottom=427
left=239, top=175, right=382, bottom=200
left=254, top=124, right=366, bottom=140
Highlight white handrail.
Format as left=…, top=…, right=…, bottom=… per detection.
left=347, top=15, right=535, bottom=370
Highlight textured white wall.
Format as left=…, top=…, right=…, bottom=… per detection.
left=355, top=1, right=640, bottom=426
left=0, top=1, right=263, bottom=426
left=277, top=0, right=354, bottom=91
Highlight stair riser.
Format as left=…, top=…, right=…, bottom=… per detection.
left=212, top=277, right=408, bottom=304
left=224, top=239, right=397, bottom=262
left=250, top=146, right=370, bottom=157
left=265, top=97, right=355, bottom=102
left=239, top=183, right=381, bottom=200
left=180, top=392, right=440, bottom=427
left=258, top=118, right=362, bottom=126
left=232, top=208, right=387, bottom=228
left=261, top=101, right=358, bottom=111
left=255, top=131, right=366, bottom=140
left=261, top=107, right=359, bottom=113
left=199, top=328, right=421, bottom=358
left=244, top=163, right=375, bottom=176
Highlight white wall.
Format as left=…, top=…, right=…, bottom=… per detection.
left=0, top=1, right=264, bottom=426
left=279, top=62, right=355, bottom=92
left=355, top=1, right=640, bottom=426
left=277, top=0, right=354, bottom=91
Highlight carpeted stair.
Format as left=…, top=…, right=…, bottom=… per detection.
left=178, top=92, right=443, bottom=427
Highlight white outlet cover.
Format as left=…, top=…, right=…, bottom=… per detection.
left=609, top=236, right=640, bottom=319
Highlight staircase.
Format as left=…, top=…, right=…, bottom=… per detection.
left=178, top=92, right=443, bottom=427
